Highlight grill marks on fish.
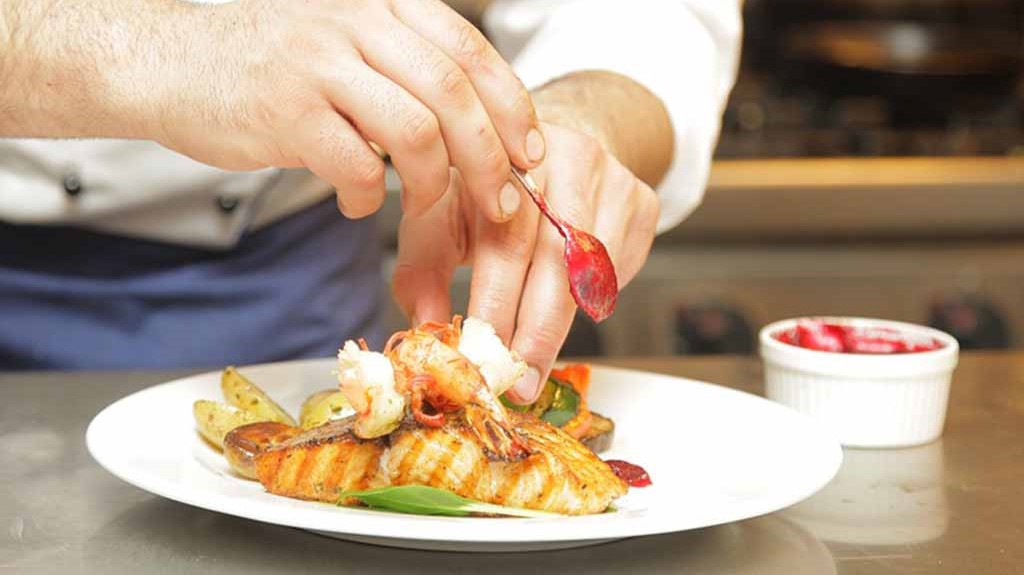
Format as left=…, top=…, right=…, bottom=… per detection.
left=392, top=429, right=423, bottom=482
left=255, top=419, right=384, bottom=502
left=253, top=413, right=626, bottom=515
left=302, top=443, right=339, bottom=499
left=426, top=432, right=458, bottom=487
left=386, top=425, right=492, bottom=500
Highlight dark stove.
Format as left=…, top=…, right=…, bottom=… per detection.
left=716, top=0, right=1024, bottom=159
left=716, top=75, right=1024, bottom=158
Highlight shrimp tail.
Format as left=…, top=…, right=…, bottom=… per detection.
left=383, top=331, right=409, bottom=355
left=464, top=404, right=530, bottom=461
left=409, top=374, right=446, bottom=428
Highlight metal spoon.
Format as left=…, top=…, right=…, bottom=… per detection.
left=510, top=168, right=618, bottom=323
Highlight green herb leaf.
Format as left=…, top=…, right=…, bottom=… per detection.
left=337, top=485, right=560, bottom=518
left=540, top=381, right=579, bottom=427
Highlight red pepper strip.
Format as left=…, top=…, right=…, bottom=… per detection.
left=549, top=364, right=591, bottom=398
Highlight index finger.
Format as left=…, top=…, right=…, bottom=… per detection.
left=391, top=0, right=546, bottom=169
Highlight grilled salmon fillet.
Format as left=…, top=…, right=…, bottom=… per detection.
left=252, top=413, right=627, bottom=515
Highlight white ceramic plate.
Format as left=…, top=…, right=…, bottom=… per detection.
left=87, top=360, right=842, bottom=552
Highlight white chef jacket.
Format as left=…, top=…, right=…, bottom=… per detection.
left=0, top=0, right=741, bottom=248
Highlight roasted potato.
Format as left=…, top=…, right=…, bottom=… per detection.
left=299, top=388, right=355, bottom=429
left=192, top=400, right=265, bottom=449
left=223, top=421, right=300, bottom=479
left=221, top=366, right=297, bottom=426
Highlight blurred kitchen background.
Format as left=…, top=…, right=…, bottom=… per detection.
left=379, top=0, right=1024, bottom=357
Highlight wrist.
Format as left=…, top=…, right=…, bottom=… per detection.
left=139, top=0, right=266, bottom=150
left=530, top=70, right=674, bottom=187
left=530, top=71, right=622, bottom=158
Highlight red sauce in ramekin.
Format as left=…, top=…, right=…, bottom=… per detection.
left=774, top=320, right=944, bottom=354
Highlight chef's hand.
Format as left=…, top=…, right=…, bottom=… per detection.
left=392, top=121, right=660, bottom=403
left=152, top=0, right=542, bottom=221
left=392, top=71, right=674, bottom=403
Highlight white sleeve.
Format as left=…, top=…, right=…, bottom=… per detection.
left=483, top=0, right=742, bottom=233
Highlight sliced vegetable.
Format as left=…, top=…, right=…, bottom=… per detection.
left=579, top=411, right=615, bottom=453
left=528, top=378, right=559, bottom=417
left=549, top=364, right=594, bottom=440
left=499, top=378, right=558, bottom=414
left=549, top=364, right=591, bottom=397
left=561, top=408, right=592, bottom=440
left=337, top=485, right=560, bottom=518
left=540, top=381, right=580, bottom=427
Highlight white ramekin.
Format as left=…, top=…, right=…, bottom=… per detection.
left=760, top=317, right=959, bottom=448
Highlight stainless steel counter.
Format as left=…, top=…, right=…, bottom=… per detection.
left=2, top=353, right=1022, bottom=574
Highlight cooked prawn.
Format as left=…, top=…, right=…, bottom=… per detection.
left=336, top=339, right=406, bottom=439
left=386, top=319, right=530, bottom=461
left=457, top=317, right=527, bottom=397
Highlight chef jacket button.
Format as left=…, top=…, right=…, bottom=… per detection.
left=216, top=195, right=240, bottom=213
left=62, top=173, right=83, bottom=197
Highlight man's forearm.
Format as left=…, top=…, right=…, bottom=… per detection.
left=530, top=70, right=673, bottom=188
left=0, top=0, right=190, bottom=139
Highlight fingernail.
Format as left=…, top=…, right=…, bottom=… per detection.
left=510, top=367, right=542, bottom=404
left=498, top=180, right=520, bottom=220
left=526, top=128, right=546, bottom=164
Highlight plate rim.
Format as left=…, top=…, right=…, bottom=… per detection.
left=86, top=360, right=843, bottom=544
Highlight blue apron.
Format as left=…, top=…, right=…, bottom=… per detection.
left=0, top=199, right=383, bottom=370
